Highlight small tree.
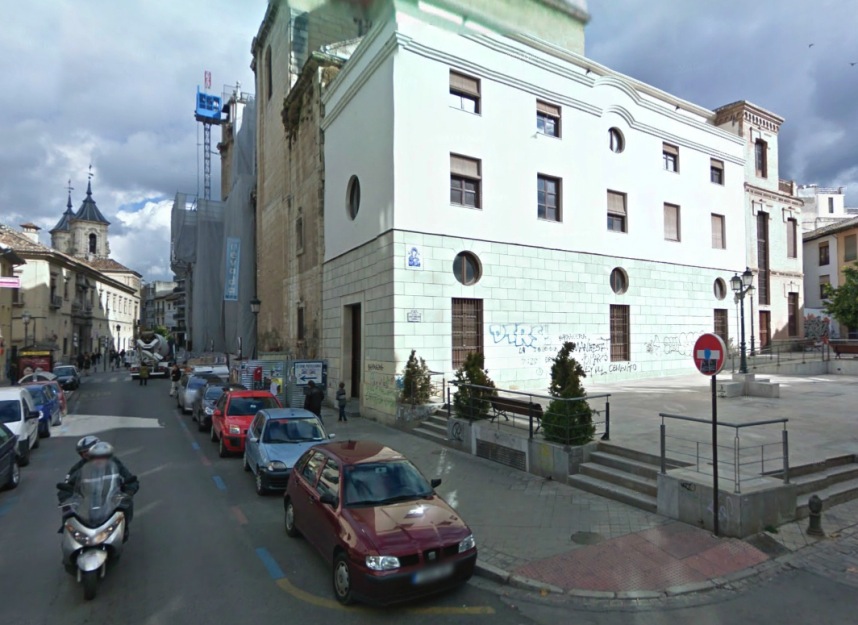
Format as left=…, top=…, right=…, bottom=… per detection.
left=823, top=266, right=858, bottom=331
left=399, top=350, right=433, bottom=405
left=541, top=342, right=595, bottom=446
left=452, top=352, right=496, bottom=420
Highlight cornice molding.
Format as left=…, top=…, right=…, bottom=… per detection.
left=746, top=183, right=805, bottom=208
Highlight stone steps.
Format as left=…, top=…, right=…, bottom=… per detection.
left=795, top=476, right=858, bottom=520
left=791, top=463, right=858, bottom=496
left=568, top=474, right=658, bottom=513
left=409, top=414, right=450, bottom=445
left=578, top=463, right=658, bottom=497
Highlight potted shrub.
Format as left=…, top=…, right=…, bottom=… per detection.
left=541, top=342, right=595, bottom=446
left=452, top=352, right=496, bottom=420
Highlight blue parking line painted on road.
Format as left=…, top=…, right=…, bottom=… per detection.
left=191, top=442, right=200, bottom=451
left=255, top=547, right=286, bottom=580
left=0, top=496, right=18, bottom=517
left=178, top=421, right=189, bottom=432
left=212, top=475, right=227, bottom=491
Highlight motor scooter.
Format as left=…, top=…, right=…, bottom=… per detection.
left=60, top=460, right=129, bottom=600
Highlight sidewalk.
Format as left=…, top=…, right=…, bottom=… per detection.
left=318, top=404, right=858, bottom=600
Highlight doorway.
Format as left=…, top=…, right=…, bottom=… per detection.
left=759, top=311, right=771, bottom=350
left=343, top=304, right=362, bottom=398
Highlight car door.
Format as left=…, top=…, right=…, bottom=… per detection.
left=292, top=450, right=326, bottom=546
left=22, top=395, right=38, bottom=447
left=0, top=425, right=13, bottom=484
left=314, top=457, right=343, bottom=562
left=245, top=413, right=264, bottom=469
left=178, top=375, right=189, bottom=408
left=213, top=394, right=227, bottom=436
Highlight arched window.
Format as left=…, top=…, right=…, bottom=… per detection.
left=89, top=233, right=97, bottom=254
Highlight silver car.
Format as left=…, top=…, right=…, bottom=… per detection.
left=177, top=374, right=223, bottom=414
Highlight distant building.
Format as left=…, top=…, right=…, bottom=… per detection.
left=797, top=185, right=849, bottom=232
left=0, top=244, right=25, bottom=382
left=141, top=280, right=177, bottom=330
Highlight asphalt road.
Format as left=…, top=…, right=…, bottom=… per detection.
left=1, top=372, right=855, bottom=625
left=0, top=372, right=524, bottom=625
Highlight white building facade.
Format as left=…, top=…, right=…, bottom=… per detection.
left=320, top=3, right=747, bottom=419
left=798, top=185, right=849, bottom=232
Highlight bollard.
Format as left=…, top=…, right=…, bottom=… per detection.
left=806, top=494, right=825, bottom=537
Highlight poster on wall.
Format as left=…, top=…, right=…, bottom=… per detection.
left=224, top=237, right=241, bottom=301
left=404, top=245, right=423, bottom=270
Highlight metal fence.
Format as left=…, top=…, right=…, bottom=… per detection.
left=658, top=412, right=789, bottom=493
left=727, top=337, right=830, bottom=372
left=447, top=382, right=611, bottom=443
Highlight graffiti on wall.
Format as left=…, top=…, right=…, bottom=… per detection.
left=364, top=361, right=397, bottom=415
left=489, top=323, right=545, bottom=350
left=804, top=313, right=831, bottom=340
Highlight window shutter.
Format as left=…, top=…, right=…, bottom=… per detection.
left=450, top=154, right=480, bottom=178
left=711, top=214, right=725, bottom=248
left=450, top=71, right=480, bottom=97
left=536, top=101, right=560, bottom=117
left=607, top=191, right=626, bottom=216
left=710, top=158, right=723, bottom=171
left=662, top=143, right=679, bottom=156
left=664, top=204, right=680, bottom=240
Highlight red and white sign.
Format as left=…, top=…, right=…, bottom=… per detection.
left=693, top=333, right=727, bottom=376
left=0, top=276, right=20, bottom=289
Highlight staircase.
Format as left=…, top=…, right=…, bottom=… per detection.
left=785, top=455, right=858, bottom=519
left=409, top=411, right=450, bottom=445
left=569, top=442, right=685, bottom=513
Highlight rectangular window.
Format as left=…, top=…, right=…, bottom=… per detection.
left=450, top=154, right=481, bottom=208
left=663, top=142, right=679, bottom=172
left=845, top=234, right=857, bottom=262
left=819, top=242, right=830, bottom=266
left=788, top=293, right=799, bottom=337
left=296, top=217, right=304, bottom=254
left=449, top=71, right=480, bottom=114
left=607, top=190, right=627, bottom=233
left=714, top=309, right=729, bottom=345
left=787, top=218, right=798, bottom=258
left=610, top=305, right=630, bottom=362
left=536, top=101, right=561, bottom=137
left=297, top=307, right=305, bottom=341
left=757, top=212, right=770, bottom=305
left=452, top=298, right=483, bottom=369
left=265, top=46, right=273, bottom=101
left=829, top=197, right=835, bottom=214
left=711, top=213, right=726, bottom=249
left=537, top=175, right=561, bottom=222
left=664, top=203, right=681, bottom=242
left=819, top=275, right=830, bottom=300
left=755, top=139, right=767, bottom=178
left=710, top=158, right=724, bottom=185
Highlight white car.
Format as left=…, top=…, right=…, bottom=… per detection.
left=0, top=387, right=40, bottom=466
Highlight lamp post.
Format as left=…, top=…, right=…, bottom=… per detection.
left=22, top=311, right=31, bottom=347
left=730, top=268, right=755, bottom=374
left=748, top=285, right=756, bottom=357
left=116, top=324, right=121, bottom=351
left=250, top=297, right=261, bottom=360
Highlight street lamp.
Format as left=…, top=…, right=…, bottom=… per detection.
left=730, top=268, right=755, bottom=374
left=250, top=296, right=261, bottom=359
left=748, top=285, right=756, bottom=357
left=22, top=311, right=31, bottom=347
left=116, top=324, right=121, bottom=351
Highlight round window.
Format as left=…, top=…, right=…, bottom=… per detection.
left=609, top=128, right=625, bottom=153
left=346, top=175, right=361, bottom=220
left=610, top=267, right=628, bottom=294
left=714, top=278, right=727, bottom=300
left=453, top=252, right=482, bottom=286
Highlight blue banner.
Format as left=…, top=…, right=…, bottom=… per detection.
left=224, top=237, right=240, bottom=301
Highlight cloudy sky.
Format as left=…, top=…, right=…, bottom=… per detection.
left=1, top=0, right=856, bottom=282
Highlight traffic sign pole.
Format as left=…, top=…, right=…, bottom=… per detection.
left=712, top=374, right=719, bottom=537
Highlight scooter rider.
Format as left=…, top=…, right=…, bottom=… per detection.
left=58, top=440, right=139, bottom=538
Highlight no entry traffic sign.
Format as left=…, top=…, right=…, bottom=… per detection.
left=693, top=333, right=726, bottom=376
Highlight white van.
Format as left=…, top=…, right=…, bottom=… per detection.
left=0, top=388, right=40, bottom=466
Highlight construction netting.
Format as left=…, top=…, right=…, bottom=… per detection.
left=170, top=94, right=257, bottom=356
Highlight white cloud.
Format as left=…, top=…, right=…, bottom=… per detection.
left=110, top=199, right=175, bottom=281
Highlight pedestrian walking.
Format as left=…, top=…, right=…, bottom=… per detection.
left=336, top=382, right=348, bottom=422
left=76, top=353, right=85, bottom=371
left=83, top=353, right=91, bottom=376
left=139, top=363, right=150, bottom=386
left=303, top=380, right=324, bottom=420
left=169, top=363, right=181, bottom=396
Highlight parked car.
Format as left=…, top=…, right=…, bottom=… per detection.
left=210, top=390, right=281, bottom=458
left=177, top=373, right=223, bottom=414
left=17, top=370, right=57, bottom=385
left=0, top=422, right=21, bottom=490
left=244, top=408, right=334, bottom=495
left=193, top=382, right=245, bottom=432
left=36, top=380, right=67, bottom=417
left=23, top=383, right=63, bottom=437
left=0, top=387, right=40, bottom=466
left=53, top=365, right=81, bottom=391
left=283, top=441, right=477, bottom=606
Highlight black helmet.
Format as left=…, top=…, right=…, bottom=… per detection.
left=76, top=436, right=100, bottom=455
left=88, top=441, right=114, bottom=459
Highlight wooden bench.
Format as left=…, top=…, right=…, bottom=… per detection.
left=490, top=396, right=544, bottom=431
left=831, top=343, right=858, bottom=358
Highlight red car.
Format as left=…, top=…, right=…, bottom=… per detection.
left=283, top=441, right=477, bottom=606
left=210, top=390, right=280, bottom=457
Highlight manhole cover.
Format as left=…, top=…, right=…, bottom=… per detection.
left=570, top=531, right=604, bottom=545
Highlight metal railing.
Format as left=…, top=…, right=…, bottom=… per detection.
left=448, top=382, right=611, bottom=443
left=735, top=337, right=830, bottom=371
left=397, top=371, right=446, bottom=407
left=659, top=412, right=789, bottom=493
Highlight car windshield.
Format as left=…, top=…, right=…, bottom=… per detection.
left=204, top=387, right=224, bottom=400
left=0, top=400, right=22, bottom=424
left=188, top=377, right=209, bottom=390
left=54, top=366, right=75, bottom=377
left=227, top=396, right=279, bottom=415
left=26, top=386, right=48, bottom=404
left=343, top=461, right=433, bottom=507
left=263, top=418, right=325, bottom=443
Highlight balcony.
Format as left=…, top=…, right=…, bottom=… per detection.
left=50, top=295, right=62, bottom=309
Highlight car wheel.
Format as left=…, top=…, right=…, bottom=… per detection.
left=210, top=425, right=218, bottom=443
left=332, top=552, right=354, bottom=605
left=218, top=436, right=229, bottom=458
left=284, top=499, right=300, bottom=537
left=255, top=470, right=268, bottom=496
left=198, top=418, right=208, bottom=433
left=17, top=442, right=30, bottom=467
left=5, top=458, right=20, bottom=490
left=55, top=411, right=63, bottom=426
